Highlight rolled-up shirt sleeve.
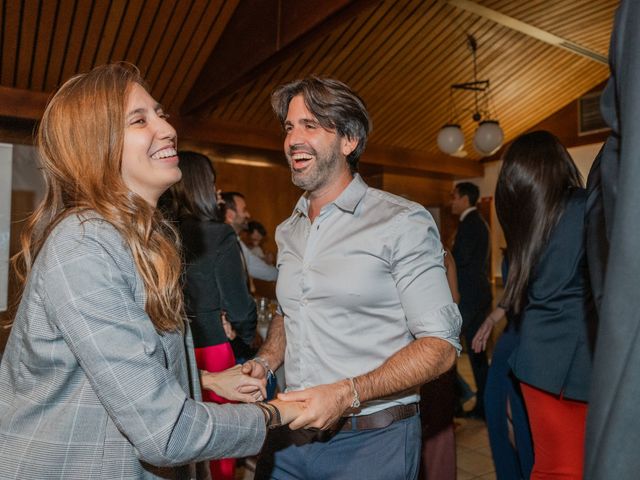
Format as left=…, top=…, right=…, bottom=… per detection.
left=390, top=207, right=462, bottom=352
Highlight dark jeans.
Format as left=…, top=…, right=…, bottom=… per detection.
left=460, top=299, right=492, bottom=415
left=485, top=327, right=533, bottom=480
left=256, top=415, right=421, bottom=480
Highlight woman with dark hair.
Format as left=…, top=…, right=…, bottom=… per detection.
left=494, top=130, right=596, bottom=479
left=0, top=63, right=302, bottom=479
left=164, top=150, right=258, bottom=480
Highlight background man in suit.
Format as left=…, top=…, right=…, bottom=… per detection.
left=585, top=1, right=640, bottom=478
left=451, top=182, right=492, bottom=419
left=223, top=191, right=278, bottom=282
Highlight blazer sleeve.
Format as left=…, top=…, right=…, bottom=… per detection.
left=215, top=229, right=257, bottom=346
left=40, top=221, right=266, bottom=466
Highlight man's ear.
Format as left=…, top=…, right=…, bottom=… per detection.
left=341, top=136, right=358, bottom=157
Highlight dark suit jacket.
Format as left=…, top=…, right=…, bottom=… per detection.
left=585, top=1, right=640, bottom=477
left=179, top=218, right=257, bottom=348
left=452, top=209, right=492, bottom=320
left=509, top=189, right=596, bottom=402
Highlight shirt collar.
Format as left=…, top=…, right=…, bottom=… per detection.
left=460, top=206, right=477, bottom=222
left=294, top=173, right=368, bottom=217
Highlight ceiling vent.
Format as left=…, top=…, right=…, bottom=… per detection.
left=578, top=91, right=610, bottom=136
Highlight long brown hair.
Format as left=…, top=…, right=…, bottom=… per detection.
left=12, top=62, right=184, bottom=332
left=495, top=130, right=583, bottom=313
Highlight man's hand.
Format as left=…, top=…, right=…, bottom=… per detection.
left=277, top=380, right=352, bottom=430
left=241, top=358, right=267, bottom=380
left=200, top=365, right=266, bottom=403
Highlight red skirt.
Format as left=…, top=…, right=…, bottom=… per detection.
left=195, top=342, right=237, bottom=480
left=520, top=382, right=588, bottom=480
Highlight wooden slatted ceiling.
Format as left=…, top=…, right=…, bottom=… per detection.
left=0, top=0, right=618, bottom=166
left=0, top=0, right=239, bottom=112
left=480, top=0, right=614, bottom=54
left=207, top=0, right=615, bottom=160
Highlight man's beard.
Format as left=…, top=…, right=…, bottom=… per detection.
left=290, top=141, right=342, bottom=192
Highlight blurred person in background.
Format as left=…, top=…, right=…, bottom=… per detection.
left=246, top=220, right=275, bottom=265
left=164, top=150, right=260, bottom=480
left=222, top=192, right=278, bottom=282
left=451, top=181, right=492, bottom=420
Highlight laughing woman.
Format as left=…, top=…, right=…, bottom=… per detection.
left=0, top=63, right=302, bottom=479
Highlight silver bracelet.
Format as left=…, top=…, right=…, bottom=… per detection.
left=348, top=377, right=361, bottom=408
left=253, top=356, right=275, bottom=380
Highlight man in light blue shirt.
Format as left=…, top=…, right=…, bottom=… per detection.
left=244, top=77, right=462, bottom=479
left=222, top=191, right=278, bottom=282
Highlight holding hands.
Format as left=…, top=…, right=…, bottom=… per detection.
left=200, top=365, right=266, bottom=403
left=277, top=380, right=352, bottom=430
left=243, top=357, right=355, bottom=430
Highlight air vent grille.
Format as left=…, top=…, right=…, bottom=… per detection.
left=578, top=92, right=610, bottom=136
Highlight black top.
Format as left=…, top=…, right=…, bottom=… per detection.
left=178, top=218, right=256, bottom=348
left=509, top=188, right=597, bottom=401
left=453, top=209, right=492, bottom=315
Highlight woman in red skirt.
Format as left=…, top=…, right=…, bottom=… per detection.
left=495, top=131, right=597, bottom=479
left=164, top=151, right=258, bottom=480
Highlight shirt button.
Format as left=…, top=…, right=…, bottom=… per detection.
left=301, top=299, right=308, bottom=306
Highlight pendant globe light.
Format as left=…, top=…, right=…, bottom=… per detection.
left=437, top=35, right=504, bottom=157
left=437, top=124, right=465, bottom=155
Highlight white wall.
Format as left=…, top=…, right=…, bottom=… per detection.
left=12, top=145, right=44, bottom=206
left=0, top=144, right=13, bottom=312
left=460, top=142, right=603, bottom=280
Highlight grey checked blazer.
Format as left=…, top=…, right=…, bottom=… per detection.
left=0, top=214, right=266, bottom=479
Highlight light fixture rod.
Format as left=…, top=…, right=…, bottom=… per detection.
left=451, top=80, right=489, bottom=92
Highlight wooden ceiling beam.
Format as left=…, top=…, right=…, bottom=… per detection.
left=0, top=86, right=49, bottom=120
left=362, top=145, right=484, bottom=178
left=174, top=117, right=483, bottom=177
left=180, top=0, right=379, bottom=117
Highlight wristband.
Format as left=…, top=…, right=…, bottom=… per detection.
left=257, top=402, right=282, bottom=429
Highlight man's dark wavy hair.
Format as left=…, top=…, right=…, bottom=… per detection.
left=271, top=76, right=372, bottom=172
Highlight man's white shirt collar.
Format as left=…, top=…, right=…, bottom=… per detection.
left=460, top=206, right=477, bottom=222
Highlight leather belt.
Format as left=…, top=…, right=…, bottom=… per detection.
left=335, top=403, right=419, bottom=432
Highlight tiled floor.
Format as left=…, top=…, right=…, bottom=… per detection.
left=236, top=351, right=497, bottom=479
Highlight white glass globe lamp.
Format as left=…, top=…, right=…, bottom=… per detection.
left=473, top=120, right=504, bottom=156
left=437, top=124, right=465, bottom=155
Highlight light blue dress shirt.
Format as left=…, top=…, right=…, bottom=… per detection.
left=275, top=174, right=462, bottom=415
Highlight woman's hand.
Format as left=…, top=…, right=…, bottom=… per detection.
left=220, top=311, right=237, bottom=341
left=471, top=307, right=505, bottom=353
left=200, top=365, right=267, bottom=403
